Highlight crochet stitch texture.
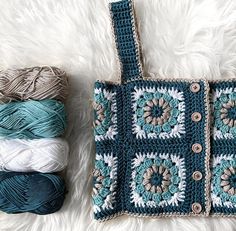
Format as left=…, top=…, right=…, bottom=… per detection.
left=92, top=0, right=236, bottom=220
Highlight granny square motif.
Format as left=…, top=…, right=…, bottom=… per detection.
left=129, top=152, right=187, bottom=208
left=131, top=85, right=186, bottom=139
left=211, top=81, right=236, bottom=215
left=92, top=0, right=236, bottom=221
left=93, top=88, right=117, bottom=141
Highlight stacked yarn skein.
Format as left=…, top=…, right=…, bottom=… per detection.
left=0, top=66, right=69, bottom=215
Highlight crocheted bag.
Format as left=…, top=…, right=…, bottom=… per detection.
left=92, top=0, right=236, bottom=221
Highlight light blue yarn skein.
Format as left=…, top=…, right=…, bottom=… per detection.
left=0, top=99, right=66, bottom=139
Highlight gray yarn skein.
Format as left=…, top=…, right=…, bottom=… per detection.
left=0, top=66, right=69, bottom=103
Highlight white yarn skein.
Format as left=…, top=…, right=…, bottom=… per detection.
left=0, top=138, right=69, bottom=173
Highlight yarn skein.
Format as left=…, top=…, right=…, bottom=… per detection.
left=0, top=171, right=66, bottom=214
left=0, top=66, right=69, bottom=104
left=0, top=99, right=66, bottom=139
left=0, top=138, right=69, bottom=173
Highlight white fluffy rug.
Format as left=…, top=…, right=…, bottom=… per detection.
left=0, top=0, right=235, bottom=230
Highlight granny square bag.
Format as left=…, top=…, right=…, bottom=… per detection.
left=92, top=0, right=236, bottom=221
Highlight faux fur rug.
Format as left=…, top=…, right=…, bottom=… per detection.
left=0, top=0, right=235, bottom=230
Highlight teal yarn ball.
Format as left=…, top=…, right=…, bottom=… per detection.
left=0, top=99, right=66, bottom=139
left=0, top=172, right=66, bottom=214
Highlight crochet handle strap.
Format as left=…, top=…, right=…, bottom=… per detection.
left=110, top=0, right=143, bottom=83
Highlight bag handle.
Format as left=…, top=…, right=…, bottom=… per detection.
left=109, top=0, right=144, bottom=83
